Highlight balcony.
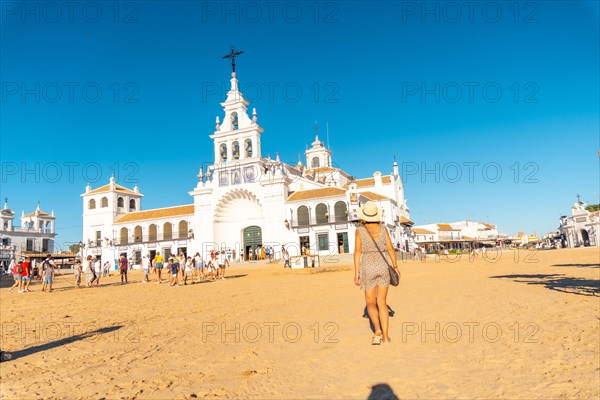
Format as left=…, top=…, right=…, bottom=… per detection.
left=111, top=233, right=191, bottom=247
left=290, top=215, right=349, bottom=229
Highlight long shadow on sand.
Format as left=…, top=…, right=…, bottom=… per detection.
left=552, top=263, right=600, bottom=268
left=490, top=274, right=600, bottom=297
left=2, top=326, right=123, bottom=362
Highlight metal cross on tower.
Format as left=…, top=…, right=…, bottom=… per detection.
left=222, top=47, right=244, bottom=73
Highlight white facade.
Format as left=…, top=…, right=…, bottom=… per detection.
left=558, top=200, right=599, bottom=248
left=81, top=69, right=413, bottom=264
left=412, top=221, right=498, bottom=250
left=0, top=199, right=56, bottom=266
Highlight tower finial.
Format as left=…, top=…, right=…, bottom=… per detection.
left=222, top=46, right=244, bottom=74
left=576, top=194, right=582, bottom=203
left=3, top=198, right=7, bottom=210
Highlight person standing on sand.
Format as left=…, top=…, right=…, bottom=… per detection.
left=194, top=252, right=203, bottom=280
left=21, top=257, right=32, bottom=292
left=282, top=245, right=290, bottom=268
left=153, top=252, right=164, bottom=283
left=168, top=258, right=179, bottom=286
left=119, top=255, right=128, bottom=284
left=141, top=255, right=151, bottom=283
left=353, top=201, right=400, bottom=345
left=184, top=256, right=193, bottom=285
left=93, top=257, right=102, bottom=286
left=41, top=263, right=54, bottom=292
left=217, top=250, right=229, bottom=280
left=9, top=260, right=23, bottom=292
left=74, top=261, right=82, bottom=287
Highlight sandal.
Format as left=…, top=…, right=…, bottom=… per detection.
left=372, top=334, right=382, bottom=345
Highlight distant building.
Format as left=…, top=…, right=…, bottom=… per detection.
left=558, top=199, right=599, bottom=247
left=412, top=221, right=498, bottom=251
left=0, top=199, right=56, bottom=267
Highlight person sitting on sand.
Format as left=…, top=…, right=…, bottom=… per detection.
left=353, top=201, right=400, bottom=345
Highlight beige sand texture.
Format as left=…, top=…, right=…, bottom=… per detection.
left=0, top=247, right=598, bottom=399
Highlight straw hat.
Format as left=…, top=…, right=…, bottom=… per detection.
left=358, top=201, right=382, bottom=222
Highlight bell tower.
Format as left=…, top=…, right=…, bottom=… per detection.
left=210, top=48, right=263, bottom=165
left=305, top=133, right=332, bottom=169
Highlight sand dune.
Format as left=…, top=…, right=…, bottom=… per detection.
left=1, top=247, right=598, bottom=399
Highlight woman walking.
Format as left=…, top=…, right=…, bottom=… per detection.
left=353, top=201, right=400, bottom=345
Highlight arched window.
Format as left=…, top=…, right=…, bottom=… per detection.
left=101, top=197, right=108, bottom=208
left=163, top=222, right=172, bottom=240
left=117, top=197, right=124, bottom=208
left=334, top=201, right=348, bottom=222
left=245, top=139, right=253, bottom=157
left=231, top=112, right=239, bottom=130
left=178, top=221, right=188, bottom=239
left=311, top=157, right=320, bottom=168
left=232, top=141, right=240, bottom=160
left=316, top=203, right=328, bottom=224
left=148, top=224, right=157, bottom=241
left=89, top=199, right=96, bottom=209
left=120, top=227, right=129, bottom=244
left=134, top=226, right=142, bottom=242
left=129, top=199, right=136, bottom=211
left=297, top=206, right=309, bottom=226
left=45, top=221, right=52, bottom=233
left=220, top=143, right=228, bottom=162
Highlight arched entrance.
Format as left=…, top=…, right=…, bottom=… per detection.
left=243, top=226, right=262, bottom=261
left=580, top=229, right=590, bottom=246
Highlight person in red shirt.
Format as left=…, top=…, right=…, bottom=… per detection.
left=21, top=257, right=32, bottom=292
left=118, top=255, right=128, bottom=284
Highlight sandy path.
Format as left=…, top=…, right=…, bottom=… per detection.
left=1, top=247, right=598, bottom=399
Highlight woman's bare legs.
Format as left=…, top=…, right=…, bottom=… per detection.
left=376, top=286, right=390, bottom=342
left=365, top=287, right=382, bottom=337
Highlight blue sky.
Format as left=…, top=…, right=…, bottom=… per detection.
left=1, top=0, right=598, bottom=249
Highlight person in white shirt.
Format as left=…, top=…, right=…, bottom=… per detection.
left=93, top=258, right=102, bottom=286
left=194, top=252, right=203, bottom=280
left=141, top=255, right=151, bottom=283
left=82, top=256, right=94, bottom=287
left=217, top=250, right=229, bottom=280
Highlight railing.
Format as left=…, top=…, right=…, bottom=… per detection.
left=111, top=233, right=191, bottom=246
left=290, top=215, right=349, bottom=228
left=0, top=227, right=54, bottom=234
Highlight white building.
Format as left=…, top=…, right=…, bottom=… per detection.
left=81, top=68, right=413, bottom=264
left=412, top=221, right=498, bottom=251
left=0, top=199, right=56, bottom=267
left=558, top=199, right=599, bottom=247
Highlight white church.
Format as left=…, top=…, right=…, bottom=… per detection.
left=81, top=66, right=413, bottom=265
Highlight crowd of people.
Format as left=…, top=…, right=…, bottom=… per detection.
left=2, top=244, right=302, bottom=293
left=6, top=254, right=57, bottom=293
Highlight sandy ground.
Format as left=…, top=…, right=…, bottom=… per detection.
left=0, top=247, right=598, bottom=399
